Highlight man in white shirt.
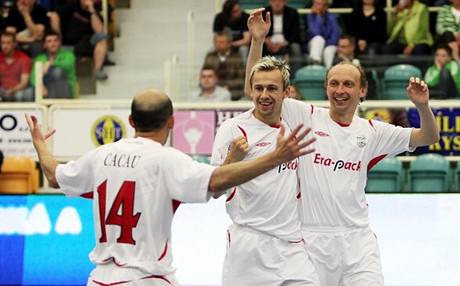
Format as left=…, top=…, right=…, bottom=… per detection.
left=211, top=54, right=319, bottom=285
left=189, top=66, right=231, bottom=102
left=26, top=88, right=315, bottom=286
left=245, top=8, right=440, bottom=286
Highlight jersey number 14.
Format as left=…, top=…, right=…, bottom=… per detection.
left=97, top=180, right=141, bottom=245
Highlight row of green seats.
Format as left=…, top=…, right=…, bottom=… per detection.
left=367, top=154, right=455, bottom=193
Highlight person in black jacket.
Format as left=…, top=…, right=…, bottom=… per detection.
left=263, top=0, right=303, bottom=73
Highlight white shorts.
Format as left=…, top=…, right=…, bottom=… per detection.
left=302, top=226, right=384, bottom=286
left=87, top=262, right=178, bottom=286
left=222, top=224, right=319, bottom=286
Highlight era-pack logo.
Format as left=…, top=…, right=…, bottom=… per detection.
left=278, top=159, right=298, bottom=173
left=313, top=153, right=361, bottom=172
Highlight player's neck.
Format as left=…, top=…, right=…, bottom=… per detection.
left=135, top=130, right=168, bottom=145
left=253, top=110, right=281, bottom=127
left=329, top=110, right=354, bottom=126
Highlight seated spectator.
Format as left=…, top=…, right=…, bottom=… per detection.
left=213, top=0, right=250, bottom=61
left=189, top=66, right=231, bottom=102
left=30, top=31, right=77, bottom=98
left=349, top=0, right=387, bottom=55
left=333, top=35, right=360, bottom=65
left=305, top=0, right=340, bottom=68
left=425, top=44, right=460, bottom=98
left=263, top=0, right=303, bottom=73
left=435, top=0, right=460, bottom=61
left=0, top=31, right=33, bottom=102
left=383, top=0, right=433, bottom=55
left=56, top=0, right=108, bottom=80
left=5, top=0, right=51, bottom=57
left=203, top=30, right=244, bottom=100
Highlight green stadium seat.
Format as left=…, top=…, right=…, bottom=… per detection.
left=293, top=64, right=327, bottom=100
left=191, top=155, right=211, bottom=164
left=410, top=154, right=449, bottom=192
left=366, top=157, right=403, bottom=192
left=288, top=0, right=309, bottom=9
left=382, top=64, right=421, bottom=100
left=239, top=0, right=266, bottom=10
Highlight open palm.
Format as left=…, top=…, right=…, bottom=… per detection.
left=247, top=8, right=271, bottom=41
left=407, top=77, right=429, bottom=106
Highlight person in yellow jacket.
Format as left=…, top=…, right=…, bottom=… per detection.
left=382, top=0, right=433, bottom=55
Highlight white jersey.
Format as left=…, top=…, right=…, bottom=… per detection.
left=211, top=109, right=302, bottom=241
left=56, top=137, right=215, bottom=278
left=282, top=99, right=413, bottom=227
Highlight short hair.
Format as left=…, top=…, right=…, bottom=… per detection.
left=44, top=31, right=61, bottom=41
left=1, top=31, right=16, bottom=42
left=249, top=56, right=291, bottom=90
left=435, top=44, right=452, bottom=57
left=130, top=96, right=173, bottom=132
left=339, top=34, right=356, bottom=47
left=214, top=29, right=233, bottom=42
left=325, top=61, right=368, bottom=101
left=201, top=65, right=217, bottom=75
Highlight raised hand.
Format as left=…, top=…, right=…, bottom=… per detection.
left=225, top=136, right=249, bottom=164
left=247, top=8, right=271, bottom=41
left=25, top=114, right=56, bottom=147
left=275, top=125, right=315, bottom=164
left=407, top=77, right=430, bottom=107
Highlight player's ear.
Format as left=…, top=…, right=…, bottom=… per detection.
left=166, top=115, right=174, bottom=129
left=128, top=115, right=135, bottom=128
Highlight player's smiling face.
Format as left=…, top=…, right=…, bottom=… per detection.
left=326, top=64, right=366, bottom=117
left=251, top=69, right=288, bottom=125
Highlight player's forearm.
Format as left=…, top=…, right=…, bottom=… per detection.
left=244, top=37, right=264, bottom=97
left=411, top=104, right=440, bottom=147
left=34, top=140, right=59, bottom=188
left=208, top=151, right=279, bottom=192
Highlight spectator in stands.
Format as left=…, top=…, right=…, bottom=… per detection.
left=213, top=0, right=250, bottom=62
left=333, top=34, right=360, bottom=64
left=0, top=31, right=33, bottom=102
left=383, top=0, right=433, bottom=55
left=56, top=0, right=108, bottom=80
left=263, top=0, right=303, bottom=73
left=348, top=0, right=387, bottom=55
left=425, top=44, right=460, bottom=98
left=435, top=0, right=460, bottom=61
left=5, top=0, right=51, bottom=57
left=203, top=30, right=245, bottom=100
left=305, top=0, right=341, bottom=68
left=30, top=31, right=77, bottom=98
left=189, top=66, right=231, bottom=102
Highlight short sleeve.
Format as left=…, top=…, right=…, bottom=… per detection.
left=211, top=121, right=236, bottom=166
left=162, top=148, right=216, bottom=203
left=281, top=98, right=313, bottom=130
left=370, top=120, right=414, bottom=158
left=56, top=149, right=98, bottom=197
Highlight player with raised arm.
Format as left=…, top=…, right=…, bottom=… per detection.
left=26, top=88, right=315, bottom=286
left=244, top=8, right=440, bottom=286
left=211, top=9, right=319, bottom=286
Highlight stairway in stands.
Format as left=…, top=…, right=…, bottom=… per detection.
left=95, top=0, right=216, bottom=101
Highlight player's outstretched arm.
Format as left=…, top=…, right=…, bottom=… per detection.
left=25, top=114, right=59, bottom=188
left=208, top=125, right=315, bottom=192
left=244, top=8, right=271, bottom=98
left=406, top=77, right=440, bottom=148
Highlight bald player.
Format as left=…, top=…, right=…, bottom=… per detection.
left=244, top=9, right=439, bottom=286
left=26, top=88, right=314, bottom=286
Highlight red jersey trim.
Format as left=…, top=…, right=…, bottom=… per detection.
left=367, top=154, right=388, bottom=171
left=310, top=104, right=314, bottom=115
left=368, top=119, right=375, bottom=129
left=172, top=199, right=182, bottom=214
left=226, top=187, right=237, bottom=202
left=335, top=121, right=351, bottom=127
left=237, top=125, right=248, bottom=141
left=81, top=192, right=94, bottom=199
left=158, top=241, right=168, bottom=261
left=92, top=275, right=171, bottom=286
